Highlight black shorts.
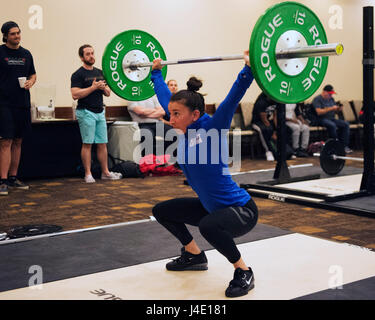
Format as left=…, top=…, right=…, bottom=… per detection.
left=0, top=107, right=31, bottom=139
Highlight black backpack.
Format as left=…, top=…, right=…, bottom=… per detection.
left=108, top=154, right=144, bottom=178
left=76, top=159, right=102, bottom=179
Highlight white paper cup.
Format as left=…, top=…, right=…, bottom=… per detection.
left=18, top=77, right=27, bottom=88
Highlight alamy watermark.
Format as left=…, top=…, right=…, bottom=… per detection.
left=328, top=5, right=343, bottom=30
left=25, top=4, right=343, bottom=32
left=28, top=5, right=43, bottom=30
left=28, top=265, right=43, bottom=290
left=328, top=265, right=344, bottom=290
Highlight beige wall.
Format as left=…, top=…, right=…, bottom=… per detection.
left=0, top=0, right=373, bottom=107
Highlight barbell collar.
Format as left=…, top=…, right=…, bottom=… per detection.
left=124, top=43, right=343, bottom=70
left=275, top=43, right=343, bottom=59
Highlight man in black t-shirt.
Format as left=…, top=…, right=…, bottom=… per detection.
left=71, top=44, right=121, bottom=183
left=251, top=92, right=277, bottom=161
left=0, top=21, right=36, bottom=196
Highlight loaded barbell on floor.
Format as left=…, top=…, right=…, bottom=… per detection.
left=314, top=139, right=367, bottom=175
left=102, top=1, right=344, bottom=103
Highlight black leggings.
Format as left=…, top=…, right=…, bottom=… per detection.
left=152, top=197, right=258, bottom=264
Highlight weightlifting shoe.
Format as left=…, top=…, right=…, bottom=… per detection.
left=345, top=147, right=353, bottom=154
left=166, top=247, right=208, bottom=271
left=225, top=267, right=255, bottom=298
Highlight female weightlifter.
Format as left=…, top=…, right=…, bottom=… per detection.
left=151, top=51, right=258, bottom=298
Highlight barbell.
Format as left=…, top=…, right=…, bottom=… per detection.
left=123, top=43, right=342, bottom=70
left=102, top=1, right=344, bottom=103
left=314, top=139, right=366, bottom=175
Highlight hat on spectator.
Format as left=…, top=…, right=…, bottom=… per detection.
left=1, top=21, right=19, bottom=43
left=323, top=84, right=336, bottom=94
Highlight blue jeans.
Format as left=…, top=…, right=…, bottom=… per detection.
left=317, top=118, right=350, bottom=146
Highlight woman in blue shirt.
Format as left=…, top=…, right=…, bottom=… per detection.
left=151, top=51, right=258, bottom=298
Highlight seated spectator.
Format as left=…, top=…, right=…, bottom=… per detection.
left=128, top=96, right=165, bottom=155
left=251, top=92, right=277, bottom=161
left=128, top=96, right=174, bottom=156
left=285, top=104, right=310, bottom=157
left=312, top=85, right=353, bottom=153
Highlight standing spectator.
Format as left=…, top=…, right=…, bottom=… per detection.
left=312, top=85, right=352, bottom=153
left=0, top=21, right=36, bottom=196
left=71, top=44, right=121, bottom=183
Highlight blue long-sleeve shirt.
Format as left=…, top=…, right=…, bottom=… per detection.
left=151, top=65, right=254, bottom=213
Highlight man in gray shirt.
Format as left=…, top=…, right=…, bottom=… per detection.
left=312, top=84, right=352, bottom=153
left=128, top=96, right=173, bottom=156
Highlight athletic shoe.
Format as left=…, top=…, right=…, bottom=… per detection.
left=113, top=172, right=123, bottom=178
left=101, top=171, right=122, bottom=180
left=0, top=182, right=8, bottom=195
left=296, top=148, right=309, bottom=158
left=225, top=267, right=255, bottom=298
left=265, top=151, right=275, bottom=161
left=166, top=247, right=208, bottom=271
left=6, top=177, right=29, bottom=190
left=84, top=175, right=96, bottom=183
left=345, top=147, right=353, bottom=154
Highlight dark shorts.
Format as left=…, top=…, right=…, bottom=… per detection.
left=0, top=107, right=31, bottom=140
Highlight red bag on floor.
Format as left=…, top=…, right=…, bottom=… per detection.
left=307, top=141, right=325, bottom=155
left=139, top=154, right=182, bottom=176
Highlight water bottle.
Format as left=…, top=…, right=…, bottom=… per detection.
left=48, top=99, right=55, bottom=119
left=72, top=100, right=77, bottom=120
left=31, top=102, right=37, bottom=121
